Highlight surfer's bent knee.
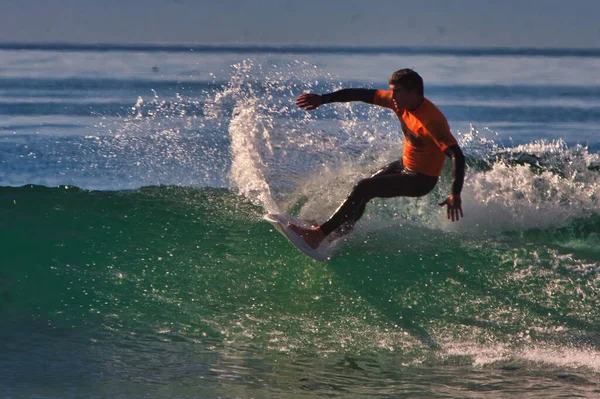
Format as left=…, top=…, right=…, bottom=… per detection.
left=415, top=176, right=439, bottom=197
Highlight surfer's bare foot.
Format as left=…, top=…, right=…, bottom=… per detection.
left=287, top=223, right=326, bottom=249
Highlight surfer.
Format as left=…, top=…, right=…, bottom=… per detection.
left=289, top=68, right=465, bottom=249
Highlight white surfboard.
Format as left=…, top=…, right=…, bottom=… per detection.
left=264, top=213, right=332, bottom=262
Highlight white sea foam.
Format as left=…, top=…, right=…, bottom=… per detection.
left=445, top=341, right=600, bottom=372
left=442, top=128, right=600, bottom=233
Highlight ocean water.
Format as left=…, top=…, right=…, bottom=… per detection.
left=2, top=45, right=600, bottom=398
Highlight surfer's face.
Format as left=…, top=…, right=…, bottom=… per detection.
left=390, top=84, right=422, bottom=112
left=390, top=84, right=411, bottom=111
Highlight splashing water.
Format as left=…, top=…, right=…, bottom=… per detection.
left=204, top=59, right=406, bottom=218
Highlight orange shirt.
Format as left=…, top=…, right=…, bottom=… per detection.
left=373, top=90, right=457, bottom=177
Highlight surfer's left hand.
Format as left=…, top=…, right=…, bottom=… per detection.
left=439, top=194, right=463, bottom=222
left=296, top=93, right=323, bottom=110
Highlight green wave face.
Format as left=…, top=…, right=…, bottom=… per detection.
left=3, top=186, right=600, bottom=364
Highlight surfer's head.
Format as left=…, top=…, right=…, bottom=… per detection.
left=389, top=69, right=424, bottom=95
left=389, top=69, right=424, bottom=111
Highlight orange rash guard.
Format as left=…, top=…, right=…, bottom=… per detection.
left=373, top=90, right=457, bottom=177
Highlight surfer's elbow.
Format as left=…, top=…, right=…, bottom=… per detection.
left=444, top=145, right=463, bottom=161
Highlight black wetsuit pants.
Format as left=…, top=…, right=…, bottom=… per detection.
left=320, top=160, right=438, bottom=236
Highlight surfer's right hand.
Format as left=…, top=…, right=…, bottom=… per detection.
left=439, top=193, right=463, bottom=222
left=296, top=93, right=324, bottom=110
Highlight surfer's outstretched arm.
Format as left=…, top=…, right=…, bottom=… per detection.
left=296, top=89, right=377, bottom=110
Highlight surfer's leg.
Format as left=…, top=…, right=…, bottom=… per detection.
left=320, top=168, right=438, bottom=236
left=324, top=160, right=405, bottom=233
left=286, top=161, right=406, bottom=248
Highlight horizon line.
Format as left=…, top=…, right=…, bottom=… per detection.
left=1, top=42, right=600, bottom=57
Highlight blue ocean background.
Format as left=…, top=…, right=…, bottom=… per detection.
left=2, top=44, right=600, bottom=398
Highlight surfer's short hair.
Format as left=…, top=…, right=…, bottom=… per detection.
left=389, top=69, right=424, bottom=96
